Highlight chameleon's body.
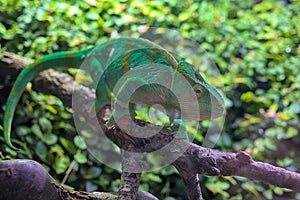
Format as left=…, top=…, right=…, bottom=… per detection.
left=3, top=37, right=224, bottom=149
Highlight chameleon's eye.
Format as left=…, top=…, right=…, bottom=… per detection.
left=195, top=89, right=202, bottom=94
left=193, top=85, right=205, bottom=97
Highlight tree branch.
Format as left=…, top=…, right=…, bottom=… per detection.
left=98, top=112, right=300, bottom=193
left=0, top=159, right=158, bottom=200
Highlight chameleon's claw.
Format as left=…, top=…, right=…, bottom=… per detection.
left=105, top=101, right=127, bottom=126
left=105, top=111, right=116, bottom=126
left=170, top=119, right=184, bottom=130
left=170, top=119, right=189, bottom=140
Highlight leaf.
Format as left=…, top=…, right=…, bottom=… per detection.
left=206, top=181, right=230, bottom=197
left=39, top=117, right=52, bottom=133
left=233, top=77, right=247, bottom=83
left=54, top=155, right=70, bottom=174
left=74, top=151, right=87, bottom=164
left=45, top=105, right=58, bottom=114
left=263, top=189, right=273, bottom=199
left=43, top=133, right=58, bottom=145
left=74, top=136, right=87, bottom=150
left=277, top=157, right=293, bottom=167
left=277, top=112, right=290, bottom=121
left=161, top=165, right=177, bottom=176
left=86, top=181, right=98, bottom=192
left=178, top=12, right=190, bottom=22
left=31, top=124, right=43, bottom=139
left=0, top=22, right=7, bottom=34
left=35, top=141, right=47, bottom=160
left=83, top=166, right=102, bottom=179
left=273, top=187, right=284, bottom=195
left=16, top=126, right=31, bottom=136
left=242, top=182, right=260, bottom=197
left=146, top=174, right=162, bottom=183
left=240, top=91, right=254, bottom=102
left=286, top=127, right=298, bottom=139
left=60, top=137, right=77, bottom=154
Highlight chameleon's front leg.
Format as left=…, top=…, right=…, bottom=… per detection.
left=107, top=76, right=189, bottom=139
left=168, top=109, right=189, bottom=140
left=171, top=119, right=189, bottom=140
left=106, top=77, right=149, bottom=126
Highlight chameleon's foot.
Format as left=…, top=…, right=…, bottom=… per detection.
left=105, top=115, right=116, bottom=127
left=105, top=103, right=128, bottom=127
left=105, top=111, right=132, bottom=131
left=170, top=119, right=189, bottom=140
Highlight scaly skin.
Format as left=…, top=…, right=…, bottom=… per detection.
left=3, top=37, right=224, bottom=150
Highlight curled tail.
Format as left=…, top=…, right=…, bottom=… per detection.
left=3, top=48, right=93, bottom=150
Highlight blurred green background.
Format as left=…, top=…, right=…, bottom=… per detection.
left=0, top=0, right=299, bottom=199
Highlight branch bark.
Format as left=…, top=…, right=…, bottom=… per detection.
left=98, top=114, right=300, bottom=193
left=0, top=159, right=158, bottom=200
left=1, top=52, right=300, bottom=200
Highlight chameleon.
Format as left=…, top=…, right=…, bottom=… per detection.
left=3, top=37, right=225, bottom=150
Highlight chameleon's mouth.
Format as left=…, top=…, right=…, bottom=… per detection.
left=180, top=103, right=225, bottom=121
left=203, top=105, right=225, bottom=120
left=205, top=96, right=225, bottom=120
left=188, top=107, right=225, bottom=120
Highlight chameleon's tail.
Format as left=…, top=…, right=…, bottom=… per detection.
left=3, top=48, right=93, bottom=150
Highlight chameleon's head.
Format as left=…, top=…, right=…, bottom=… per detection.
left=175, top=61, right=225, bottom=120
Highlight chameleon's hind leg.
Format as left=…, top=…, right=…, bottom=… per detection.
left=106, top=77, right=149, bottom=126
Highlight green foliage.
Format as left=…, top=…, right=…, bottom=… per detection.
left=1, top=0, right=300, bottom=199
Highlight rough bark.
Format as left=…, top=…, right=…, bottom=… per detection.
left=1, top=52, right=300, bottom=199
left=99, top=113, right=300, bottom=193
left=0, top=159, right=157, bottom=200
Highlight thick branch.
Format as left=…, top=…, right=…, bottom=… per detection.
left=0, top=160, right=158, bottom=200
left=220, top=153, right=300, bottom=191
left=99, top=114, right=300, bottom=193
left=0, top=52, right=33, bottom=80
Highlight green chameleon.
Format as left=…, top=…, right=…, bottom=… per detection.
left=3, top=37, right=225, bottom=150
